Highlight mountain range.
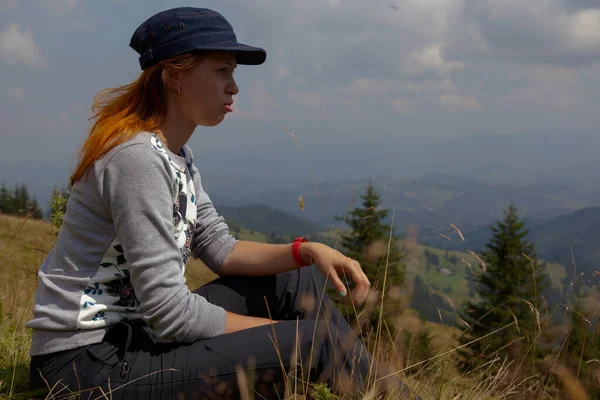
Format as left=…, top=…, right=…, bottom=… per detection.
left=3, top=129, right=599, bottom=212
left=1, top=129, right=598, bottom=275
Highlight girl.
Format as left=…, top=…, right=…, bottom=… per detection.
left=27, top=7, right=417, bottom=399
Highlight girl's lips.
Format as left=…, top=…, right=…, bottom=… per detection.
left=224, top=104, right=233, bottom=112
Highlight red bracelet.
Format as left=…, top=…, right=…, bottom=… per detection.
left=292, top=237, right=310, bottom=267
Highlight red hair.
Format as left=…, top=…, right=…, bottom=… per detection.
left=70, top=53, right=202, bottom=185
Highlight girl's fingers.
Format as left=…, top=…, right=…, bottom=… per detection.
left=328, top=269, right=347, bottom=296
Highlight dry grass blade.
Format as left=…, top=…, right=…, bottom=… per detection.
left=236, top=365, right=251, bottom=400
left=466, top=250, right=486, bottom=271
left=449, top=224, right=465, bottom=241
left=459, top=258, right=471, bottom=268
left=552, top=364, right=589, bottom=400
left=438, top=233, right=451, bottom=241
left=263, top=296, right=292, bottom=399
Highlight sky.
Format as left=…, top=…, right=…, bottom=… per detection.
left=1, top=0, right=600, bottom=179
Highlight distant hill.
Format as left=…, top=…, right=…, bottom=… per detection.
left=5, top=129, right=600, bottom=216
left=208, top=172, right=600, bottom=239
left=215, top=204, right=325, bottom=238
left=530, top=207, right=600, bottom=277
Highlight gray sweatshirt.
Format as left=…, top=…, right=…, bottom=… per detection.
left=26, top=132, right=238, bottom=356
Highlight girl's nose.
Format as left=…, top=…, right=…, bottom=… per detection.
left=227, top=79, right=239, bottom=95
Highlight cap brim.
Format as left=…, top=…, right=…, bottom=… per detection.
left=200, top=42, right=267, bottom=65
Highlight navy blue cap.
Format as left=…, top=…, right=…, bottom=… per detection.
left=129, top=7, right=267, bottom=70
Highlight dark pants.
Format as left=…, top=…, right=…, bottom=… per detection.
left=30, top=266, right=418, bottom=399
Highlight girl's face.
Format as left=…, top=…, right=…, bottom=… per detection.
left=175, top=51, right=239, bottom=127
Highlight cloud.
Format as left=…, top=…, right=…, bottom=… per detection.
left=390, top=98, right=415, bottom=115
left=439, top=94, right=481, bottom=111
left=295, top=92, right=323, bottom=108
left=446, top=0, right=600, bottom=66
left=561, top=0, right=600, bottom=12
left=2, top=0, right=19, bottom=10
left=405, top=44, right=465, bottom=76
left=337, top=76, right=457, bottom=109
left=2, top=0, right=79, bottom=12
left=231, top=80, right=280, bottom=120
left=569, top=9, right=600, bottom=52
left=6, top=87, right=25, bottom=104
left=0, top=23, right=44, bottom=67
left=487, top=64, right=586, bottom=111
left=41, top=0, right=79, bottom=15
left=274, top=65, right=291, bottom=79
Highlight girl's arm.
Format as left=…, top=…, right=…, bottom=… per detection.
left=218, top=241, right=306, bottom=276
left=224, top=310, right=276, bottom=333
left=220, top=240, right=371, bottom=305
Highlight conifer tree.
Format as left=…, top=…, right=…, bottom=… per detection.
left=29, top=197, right=43, bottom=219
left=0, top=183, right=42, bottom=218
left=458, top=204, right=548, bottom=372
left=0, top=184, right=10, bottom=213
left=335, top=181, right=405, bottom=334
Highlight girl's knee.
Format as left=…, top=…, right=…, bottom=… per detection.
left=295, top=320, right=342, bottom=348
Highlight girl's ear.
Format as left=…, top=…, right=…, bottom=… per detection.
left=163, top=68, right=180, bottom=92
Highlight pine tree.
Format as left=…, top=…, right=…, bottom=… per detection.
left=458, top=204, right=549, bottom=373
left=335, top=181, right=405, bottom=335
left=29, top=197, right=43, bottom=219
left=0, top=184, right=10, bottom=213
left=0, top=183, right=42, bottom=218
left=15, top=183, right=28, bottom=215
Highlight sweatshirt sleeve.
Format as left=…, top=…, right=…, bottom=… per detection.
left=101, top=144, right=227, bottom=342
left=190, top=164, right=238, bottom=274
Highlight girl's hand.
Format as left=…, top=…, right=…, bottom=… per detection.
left=301, top=242, right=371, bottom=304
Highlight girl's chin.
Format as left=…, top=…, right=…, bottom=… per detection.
left=198, top=116, right=225, bottom=127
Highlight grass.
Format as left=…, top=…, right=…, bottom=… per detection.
left=0, top=214, right=49, bottom=399
left=0, top=213, right=597, bottom=399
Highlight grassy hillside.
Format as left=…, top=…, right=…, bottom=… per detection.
left=0, top=214, right=587, bottom=399
left=405, top=245, right=566, bottom=297
left=0, top=215, right=54, bottom=396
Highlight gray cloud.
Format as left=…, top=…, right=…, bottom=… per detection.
left=445, top=0, right=600, bottom=66
left=561, top=0, right=600, bottom=12
left=6, top=86, right=25, bottom=104
left=0, top=23, right=44, bottom=67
